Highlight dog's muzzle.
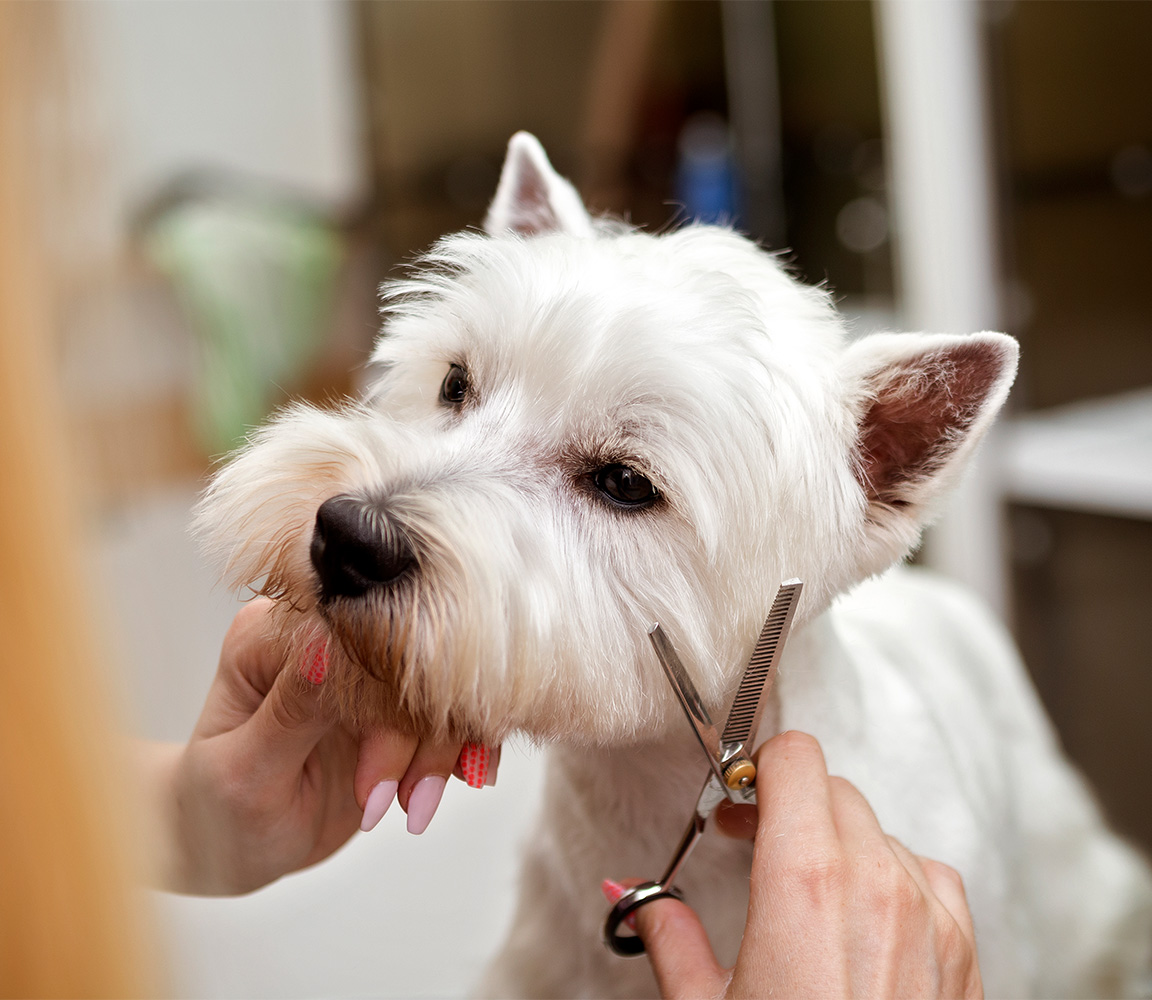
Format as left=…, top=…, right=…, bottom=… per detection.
left=310, top=495, right=415, bottom=600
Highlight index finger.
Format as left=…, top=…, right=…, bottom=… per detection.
left=751, top=731, right=839, bottom=863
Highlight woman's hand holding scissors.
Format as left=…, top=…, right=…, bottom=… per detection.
left=633, top=730, right=983, bottom=999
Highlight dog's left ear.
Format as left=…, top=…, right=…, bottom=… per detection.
left=484, top=132, right=594, bottom=238
left=842, top=331, right=1018, bottom=574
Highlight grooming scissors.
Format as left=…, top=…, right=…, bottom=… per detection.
left=602, top=579, right=803, bottom=957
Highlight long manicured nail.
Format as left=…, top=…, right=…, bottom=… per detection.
left=601, top=879, right=636, bottom=929
left=406, top=775, right=447, bottom=835
left=360, top=779, right=398, bottom=832
left=458, top=743, right=490, bottom=788
left=301, top=637, right=328, bottom=685
left=485, top=745, right=501, bottom=786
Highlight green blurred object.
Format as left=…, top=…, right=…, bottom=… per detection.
left=147, top=195, right=343, bottom=455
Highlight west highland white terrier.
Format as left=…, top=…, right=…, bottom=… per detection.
left=197, top=133, right=1152, bottom=998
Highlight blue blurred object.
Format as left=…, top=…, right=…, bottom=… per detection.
left=675, top=112, right=741, bottom=226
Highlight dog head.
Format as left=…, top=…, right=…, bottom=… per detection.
left=196, top=133, right=1017, bottom=746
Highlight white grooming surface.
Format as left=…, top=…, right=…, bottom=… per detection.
left=1001, top=388, right=1152, bottom=520
left=96, top=488, right=546, bottom=998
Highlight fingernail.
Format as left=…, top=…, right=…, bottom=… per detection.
left=301, top=637, right=328, bottom=685
left=458, top=743, right=490, bottom=788
left=406, top=775, right=446, bottom=835
left=601, top=879, right=636, bottom=929
left=485, top=745, right=501, bottom=787
left=360, top=780, right=398, bottom=832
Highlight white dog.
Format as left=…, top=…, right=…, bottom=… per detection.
left=198, top=133, right=1152, bottom=998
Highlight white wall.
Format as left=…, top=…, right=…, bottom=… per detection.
left=92, top=0, right=366, bottom=217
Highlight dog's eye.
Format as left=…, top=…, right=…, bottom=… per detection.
left=440, top=364, right=468, bottom=406
left=593, top=464, right=659, bottom=507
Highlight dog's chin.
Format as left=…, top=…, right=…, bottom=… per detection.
left=258, top=572, right=679, bottom=747
left=327, top=665, right=495, bottom=745
left=248, top=586, right=507, bottom=743
left=312, top=600, right=493, bottom=743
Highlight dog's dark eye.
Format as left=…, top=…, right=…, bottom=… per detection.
left=440, top=364, right=468, bottom=405
left=593, top=464, right=659, bottom=507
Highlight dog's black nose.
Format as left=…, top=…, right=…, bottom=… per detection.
left=310, top=496, right=415, bottom=599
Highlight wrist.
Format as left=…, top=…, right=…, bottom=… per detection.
left=137, top=739, right=211, bottom=894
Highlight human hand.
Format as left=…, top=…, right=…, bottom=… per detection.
left=146, top=598, right=497, bottom=895
left=619, top=731, right=982, bottom=998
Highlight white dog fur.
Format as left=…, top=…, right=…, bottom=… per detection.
left=197, top=132, right=1152, bottom=998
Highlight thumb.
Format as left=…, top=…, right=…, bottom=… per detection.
left=240, top=640, right=335, bottom=776
left=632, top=894, right=728, bottom=999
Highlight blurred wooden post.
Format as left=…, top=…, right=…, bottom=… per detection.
left=0, top=4, right=160, bottom=994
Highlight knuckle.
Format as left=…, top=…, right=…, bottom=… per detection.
left=788, top=852, right=851, bottom=904
left=867, top=864, right=924, bottom=924
left=219, top=599, right=275, bottom=671
left=269, top=684, right=311, bottom=731
left=923, top=857, right=965, bottom=891
left=228, top=599, right=271, bottom=642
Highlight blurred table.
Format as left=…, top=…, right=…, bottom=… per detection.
left=1001, top=388, right=1152, bottom=520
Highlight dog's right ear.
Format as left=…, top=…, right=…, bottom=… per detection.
left=484, top=132, right=594, bottom=238
left=842, top=331, right=1018, bottom=578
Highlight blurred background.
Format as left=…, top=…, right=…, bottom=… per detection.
left=4, top=1, right=1151, bottom=995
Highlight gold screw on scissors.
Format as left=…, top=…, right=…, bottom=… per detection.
left=602, top=579, right=803, bottom=957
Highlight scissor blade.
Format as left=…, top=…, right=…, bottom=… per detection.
left=648, top=624, right=725, bottom=783
left=721, top=580, right=803, bottom=752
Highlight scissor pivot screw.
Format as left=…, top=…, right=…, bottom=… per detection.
left=723, top=758, right=756, bottom=790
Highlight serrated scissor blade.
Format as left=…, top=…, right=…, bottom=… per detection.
left=720, top=580, right=803, bottom=752
left=648, top=623, right=727, bottom=787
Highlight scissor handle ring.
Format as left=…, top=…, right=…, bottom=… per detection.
left=603, top=881, right=685, bottom=957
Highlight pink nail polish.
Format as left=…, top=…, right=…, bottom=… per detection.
left=601, top=879, right=636, bottom=929
left=301, top=637, right=328, bottom=685
left=458, top=743, right=490, bottom=788
left=406, top=775, right=446, bottom=835
left=360, top=780, right=398, bottom=832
